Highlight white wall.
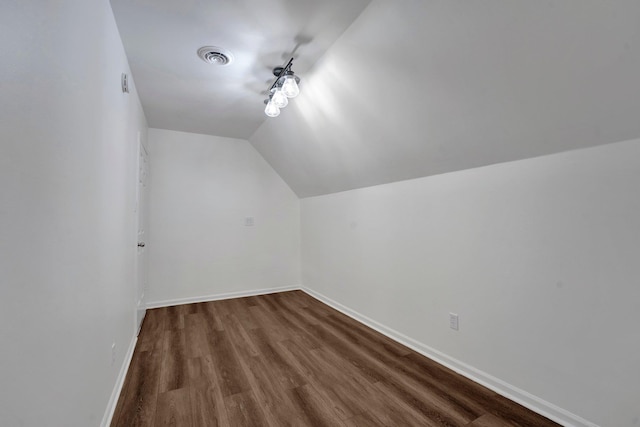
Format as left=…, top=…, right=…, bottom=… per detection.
left=0, top=1, right=147, bottom=426
left=146, top=129, right=300, bottom=305
left=301, top=139, right=640, bottom=427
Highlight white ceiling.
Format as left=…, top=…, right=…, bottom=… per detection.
left=112, top=0, right=640, bottom=198
left=250, top=0, right=640, bottom=197
left=109, top=0, right=371, bottom=139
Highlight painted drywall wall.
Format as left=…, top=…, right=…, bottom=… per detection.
left=0, top=1, right=147, bottom=425
left=250, top=0, right=640, bottom=197
left=146, top=129, right=300, bottom=305
left=301, top=139, right=640, bottom=427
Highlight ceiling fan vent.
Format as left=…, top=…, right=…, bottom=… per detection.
left=197, top=46, right=234, bottom=66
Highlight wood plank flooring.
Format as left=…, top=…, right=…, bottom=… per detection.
left=111, top=290, right=559, bottom=426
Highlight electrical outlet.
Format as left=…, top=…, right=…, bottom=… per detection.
left=449, top=313, right=459, bottom=331
left=111, top=342, right=117, bottom=366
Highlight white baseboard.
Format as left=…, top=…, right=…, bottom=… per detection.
left=145, top=284, right=300, bottom=309
left=301, top=287, right=598, bottom=427
left=101, top=335, right=138, bottom=427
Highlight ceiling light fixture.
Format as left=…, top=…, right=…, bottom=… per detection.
left=264, top=57, right=300, bottom=117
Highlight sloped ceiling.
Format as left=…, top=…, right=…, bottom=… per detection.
left=109, top=0, right=371, bottom=139
left=249, top=0, right=640, bottom=197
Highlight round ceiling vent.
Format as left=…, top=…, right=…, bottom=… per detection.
left=197, top=46, right=234, bottom=66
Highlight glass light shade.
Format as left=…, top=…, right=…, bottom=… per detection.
left=282, top=75, right=300, bottom=98
left=264, top=100, right=280, bottom=117
left=272, top=88, right=288, bottom=108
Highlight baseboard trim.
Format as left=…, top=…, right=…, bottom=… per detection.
left=101, top=334, right=138, bottom=427
left=301, top=287, right=598, bottom=427
left=145, top=285, right=300, bottom=309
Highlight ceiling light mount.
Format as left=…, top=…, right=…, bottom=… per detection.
left=264, top=57, right=301, bottom=118
left=197, top=46, right=234, bottom=66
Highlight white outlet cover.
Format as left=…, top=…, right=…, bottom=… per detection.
left=449, top=313, right=459, bottom=331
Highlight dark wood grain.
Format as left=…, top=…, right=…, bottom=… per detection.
left=239, top=350, right=309, bottom=426
left=111, top=350, right=161, bottom=427
left=288, top=384, right=346, bottom=427
left=154, top=388, right=192, bottom=426
left=158, top=328, right=188, bottom=393
left=112, top=290, right=560, bottom=426
left=224, top=391, right=266, bottom=427
left=344, top=412, right=384, bottom=427
left=466, top=413, right=516, bottom=427
left=207, top=329, right=250, bottom=397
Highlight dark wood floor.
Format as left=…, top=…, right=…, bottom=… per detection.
left=111, top=290, right=559, bottom=426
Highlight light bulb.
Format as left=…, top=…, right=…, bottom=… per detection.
left=264, top=100, right=280, bottom=117
left=282, top=75, right=300, bottom=98
left=272, top=88, right=288, bottom=108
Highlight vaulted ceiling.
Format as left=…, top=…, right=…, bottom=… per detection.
left=112, top=0, right=640, bottom=197
left=109, top=0, right=371, bottom=139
